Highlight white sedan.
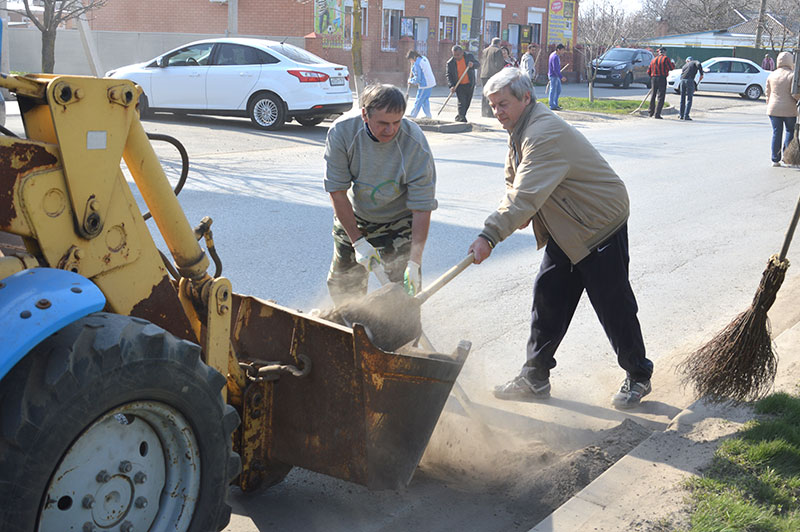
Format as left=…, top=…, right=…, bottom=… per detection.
left=667, top=57, right=769, bottom=100
left=106, top=38, right=353, bottom=130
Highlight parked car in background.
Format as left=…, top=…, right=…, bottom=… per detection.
left=667, top=57, right=769, bottom=99
left=591, top=48, right=654, bottom=88
left=106, top=38, right=353, bottom=130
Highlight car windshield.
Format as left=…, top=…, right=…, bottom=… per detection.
left=702, top=59, right=716, bottom=68
left=267, top=43, right=325, bottom=65
left=602, top=49, right=635, bottom=62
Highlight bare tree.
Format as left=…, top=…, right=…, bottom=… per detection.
left=578, top=1, right=628, bottom=102
left=9, top=0, right=107, bottom=73
left=639, top=0, right=749, bottom=35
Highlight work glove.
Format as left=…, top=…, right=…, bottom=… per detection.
left=353, top=237, right=383, bottom=272
left=404, top=260, right=422, bottom=296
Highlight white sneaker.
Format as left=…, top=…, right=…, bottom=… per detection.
left=773, top=161, right=782, bottom=167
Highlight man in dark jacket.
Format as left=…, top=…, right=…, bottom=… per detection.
left=446, top=45, right=480, bottom=122
left=679, top=56, right=704, bottom=121
left=480, top=38, right=506, bottom=117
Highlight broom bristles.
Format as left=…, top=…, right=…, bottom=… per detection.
left=783, top=126, right=800, bottom=165
left=679, top=255, right=789, bottom=402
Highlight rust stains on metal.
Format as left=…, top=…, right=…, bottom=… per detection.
left=0, top=142, right=59, bottom=228
left=129, top=275, right=198, bottom=343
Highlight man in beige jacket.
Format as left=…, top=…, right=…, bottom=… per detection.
left=468, top=68, right=653, bottom=409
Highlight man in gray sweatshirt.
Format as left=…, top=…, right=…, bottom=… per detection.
left=324, top=84, right=437, bottom=303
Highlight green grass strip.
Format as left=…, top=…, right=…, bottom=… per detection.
left=536, top=96, right=662, bottom=114
left=684, top=392, right=800, bottom=531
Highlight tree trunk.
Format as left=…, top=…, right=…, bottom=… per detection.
left=589, top=80, right=595, bottom=103
left=41, top=28, right=56, bottom=73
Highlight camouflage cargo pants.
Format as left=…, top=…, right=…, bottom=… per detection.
left=327, top=214, right=412, bottom=304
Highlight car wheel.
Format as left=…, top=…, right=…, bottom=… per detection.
left=137, top=93, right=150, bottom=119
left=622, top=73, right=632, bottom=89
left=744, top=84, right=763, bottom=100
left=296, top=116, right=326, bottom=127
left=248, top=92, right=285, bottom=130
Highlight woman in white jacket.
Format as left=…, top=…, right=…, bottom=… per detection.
left=765, top=51, right=799, bottom=166
left=407, top=50, right=436, bottom=118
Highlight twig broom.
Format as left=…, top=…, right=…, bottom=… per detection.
left=679, top=194, right=800, bottom=402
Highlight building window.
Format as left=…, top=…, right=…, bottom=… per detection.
left=484, top=20, right=500, bottom=42
left=439, top=15, right=457, bottom=41
left=382, top=8, right=403, bottom=50
left=532, top=24, right=541, bottom=44
left=344, top=3, right=368, bottom=48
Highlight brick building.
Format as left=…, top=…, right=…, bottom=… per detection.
left=88, top=0, right=579, bottom=87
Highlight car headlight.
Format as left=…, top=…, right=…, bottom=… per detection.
left=613, top=64, right=626, bottom=70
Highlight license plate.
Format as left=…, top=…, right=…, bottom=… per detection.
left=330, top=77, right=345, bottom=86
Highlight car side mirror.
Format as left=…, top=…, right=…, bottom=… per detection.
left=158, top=57, right=168, bottom=68
left=633, top=59, right=641, bottom=64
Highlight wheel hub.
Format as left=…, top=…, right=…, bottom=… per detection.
left=37, top=402, right=200, bottom=532
left=254, top=99, right=278, bottom=126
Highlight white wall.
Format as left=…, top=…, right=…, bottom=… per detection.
left=8, top=27, right=305, bottom=74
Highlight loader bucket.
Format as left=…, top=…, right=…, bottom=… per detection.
left=231, top=294, right=469, bottom=490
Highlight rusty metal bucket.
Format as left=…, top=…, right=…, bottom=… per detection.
left=231, top=293, right=470, bottom=490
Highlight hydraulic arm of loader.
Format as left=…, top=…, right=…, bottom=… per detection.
left=0, top=73, right=469, bottom=494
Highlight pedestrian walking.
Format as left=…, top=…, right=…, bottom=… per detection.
left=468, top=68, right=653, bottom=409
left=647, top=47, right=674, bottom=119
left=324, top=84, right=437, bottom=303
left=446, top=45, right=480, bottom=123
left=762, top=53, right=775, bottom=71
left=765, top=51, right=799, bottom=167
left=480, top=37, right=506, bottom=117
left=547, top=44, right=567, bottom=110
left=679, top=56, right=703, bottom=120
left=520, top=43, right=537, bottom=82
left=406, top=50, right=436, bottom=119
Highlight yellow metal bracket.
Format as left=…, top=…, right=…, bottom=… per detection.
left=206, top=276, right=234, bottom=400
left=44, top=76, right=137, bottom=239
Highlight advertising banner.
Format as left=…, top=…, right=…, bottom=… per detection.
left=547, top=0, right=576, bottom=46
left=315, top=0, right=345, bottom=49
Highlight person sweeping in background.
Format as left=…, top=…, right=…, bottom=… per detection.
left=407, top=50, right=436, bottom=119
left=765, top=51, right=799, bottom=167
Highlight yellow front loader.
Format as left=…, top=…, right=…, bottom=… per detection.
left=0, top=73, right=469, bottom=531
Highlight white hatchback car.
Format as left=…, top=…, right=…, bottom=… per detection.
left=667, top=57, right=769, bottom=100
left=106, top=38, right=353, bottom=130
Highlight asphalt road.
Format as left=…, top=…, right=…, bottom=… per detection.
left=4, top=88, right=797, bottom=530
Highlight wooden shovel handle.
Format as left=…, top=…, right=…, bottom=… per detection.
left=415, top=253, right=475, bottom=305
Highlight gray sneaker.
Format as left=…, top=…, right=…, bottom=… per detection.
left=493, top=375, right=551, bottom=400
left=612, top=378, right=651, bottom=409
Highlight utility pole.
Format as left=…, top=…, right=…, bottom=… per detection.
left=351, top=1, right=363, bottom=102
left=0, top=0, right=8, bottom=98
left=755, top=0, right=767, bottom=49
left=227, top=0, right=238, bottom=36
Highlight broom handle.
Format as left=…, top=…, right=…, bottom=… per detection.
left=415, top=253, right=475, bottom=305
left=438, top=66, right=471, bottom=116
left=779, top=193, right=800, bottom=261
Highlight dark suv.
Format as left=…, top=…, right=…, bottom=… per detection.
left=591, top=48, right=654, bottom=88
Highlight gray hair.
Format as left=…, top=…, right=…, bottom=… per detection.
left=483, top=67, right=534, bottom=101
left=451, top=45, right=463, bottom=53
left=361, top=83, right=407, bottom=116
left=491, top=37, right=501, bottom=46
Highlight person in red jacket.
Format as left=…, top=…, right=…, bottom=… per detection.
left=647, top=47, right=674, bottom=119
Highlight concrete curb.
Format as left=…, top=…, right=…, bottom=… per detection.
left=528, top=320, right=800, bottom=532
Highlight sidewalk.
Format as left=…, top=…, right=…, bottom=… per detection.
left=529, top=312, right=800, bottom=531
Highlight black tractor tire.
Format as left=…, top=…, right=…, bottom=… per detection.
left=248, top=92, right=286, bottom=130
left=0, top=312, right=241, bottom=532
left=622, top=72, right=632, bottom=89
left=296, top=115, right=326, bottom=127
